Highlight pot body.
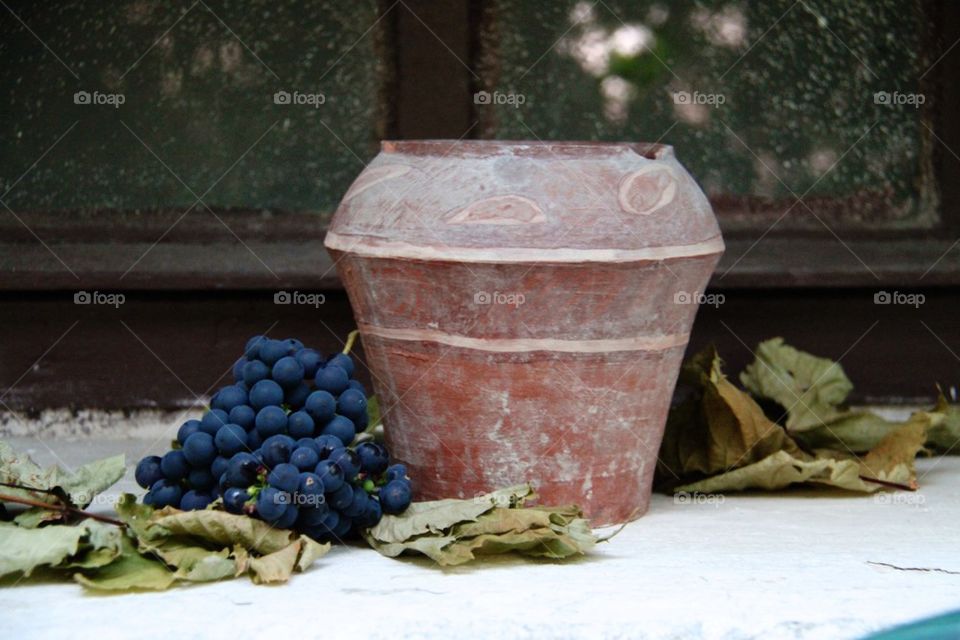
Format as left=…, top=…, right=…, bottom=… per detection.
left=326, top=140, right=723, bottom=525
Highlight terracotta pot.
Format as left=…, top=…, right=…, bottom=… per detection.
left=326, top=140, right=723, bottom=525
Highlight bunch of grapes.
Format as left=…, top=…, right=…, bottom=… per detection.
left=133, top=334, right=413, bottom=542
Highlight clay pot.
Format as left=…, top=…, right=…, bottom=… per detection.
left=326, top=140, right=723, bottom=525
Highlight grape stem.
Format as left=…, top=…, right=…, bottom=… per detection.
left=0, top=491, right=126, bottom=527
left=342, top=330, right=359, bottom=355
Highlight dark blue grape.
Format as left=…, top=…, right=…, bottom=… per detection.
left=329, top=483, right=354, bottom=511
left=287, top=411, right=315, bottom=439
left=295, top=348, right=324, bottom=378
left=303, top=509, right=340, bottom=541
left=213, top=385, right=248, bottom=412
left=135, top=455, right=164, bottom=489
left=326, top=353, right=356, bottom=378
left=225, top=452, right=260, bottom=487
left=315, top=365, right=350, bottom=395
left=295, top=438, right=321, bottom=454
left=355, top=496, right=383, bottom=529
left=342, top=486, right=370, bottom=518
left=149, top=478, right=182, bottom=508
left=332, top=513, right=353, bottom=537
left=160, top=450, right=190, bottom=481
left=297, top=472, right=326, bottom=501
left=249, top=379, right=284, bottom=410
left=200, top=409, right=229, bottom=435
left=176, top=420, right=202, bottom=445
left=187, top=468, right=215, bottom=491
left=255, top=405, right=288, bottom=438
left=284, top=383, right=311, bottom=410
left=272, top=356, right=305, bottom=389
left=211, top=455, right=230, bottom=479
left=355, top=442, right=389, bottom=476
left=232, top=357, right=247, bottom=382
left=304, top=390, right=336, bottom=423
left=261, top=434, right=294, bottom=467
left=347, top=379, right=366, bottom=395
left=321, top=415, right=356, bottom=447
left=256, top=487, right=290, bottom=521
left=242, top=359, right=271, bottom=386
left=336, top=388, right=367, bottom=422
left=267, top=463, right=300, bottom=493
left=273, top=504, right=299, bottom=529
left=314, top=434, right=342, bottom=459
left=328, top=447, right=360, bottom=480
left=183, top=432, right=217, bottom=467
left=290, top=446, right=319, bottom=471
left=246, top=429, right=263, bottom=449
left=244, top=335, right=267, bottom=359
left=223, top=487, right=250, bottom=514
left=296, top=502, right=331, bottom=529
left=351, top=409, right=369, bottom=431
left=215, top=423, right=248, bottom=456
left=228, top=404, right=256, bottom=430
left=258, top=339, right=290, bottom=366
left=314, top=459, right=344, bottom=492
left=380, top=479, right=412, bottom=514
left=180, top=490, right=213, bottom=511
left=284, top=338, right=304, bottom=352
left=385, top=463, right=407, bottom=482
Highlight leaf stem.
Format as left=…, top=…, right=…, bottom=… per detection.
left=858, top=475, right=917, bottom=491
left=342, top=329, right=359, bottom=355
left=0, top=492, right=126, bottom=527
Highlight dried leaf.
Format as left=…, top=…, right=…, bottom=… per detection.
left=363, top=486, right=596, bottom=566
left=658, top=347, right=801, bottom=482
left=0, top=440, right=124, bottom=523
left=0, top=520, right=124, bottom=579
left=115, top=494, right=329, bottom=586
left=739, top=337, right=853, bottom=431
left=74, top=535, right=175, bottom=591
left=248, top=541, right=302, bottom=584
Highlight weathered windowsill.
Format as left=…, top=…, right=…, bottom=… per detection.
left=2, top=414, right=958, bottom=639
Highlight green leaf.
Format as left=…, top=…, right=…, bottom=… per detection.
left=366, top=395, right=381, bottom=431
left=739, top=337, right=854, bottom=431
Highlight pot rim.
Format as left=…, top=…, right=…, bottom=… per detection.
left=380, top=139, right=674, bottom=160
